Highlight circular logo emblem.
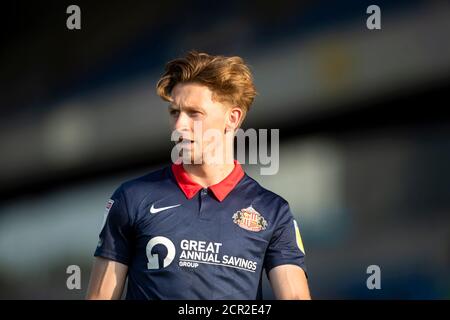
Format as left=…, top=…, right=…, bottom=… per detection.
left=146, top=236, right=176, bottom=269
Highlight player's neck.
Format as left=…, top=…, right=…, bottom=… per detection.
left=183, top=161, right=235, bottom=188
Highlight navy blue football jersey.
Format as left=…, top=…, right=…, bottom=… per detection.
left=94, top=161, right=306, bottom=299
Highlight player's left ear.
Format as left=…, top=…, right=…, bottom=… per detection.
left=225, top=107, right=243, bottom=133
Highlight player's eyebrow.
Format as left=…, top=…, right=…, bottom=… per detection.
left=168, top=104, right=205, bottom=113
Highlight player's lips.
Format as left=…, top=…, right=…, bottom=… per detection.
left=176, top=138, right=195, bottom=149
left=176, top=136, right=195, bottom=144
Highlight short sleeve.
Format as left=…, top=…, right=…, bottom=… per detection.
left=94, top=186, right=133, bottom=265
left=264, top=202, right=307, bottom=276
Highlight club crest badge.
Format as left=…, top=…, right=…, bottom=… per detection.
left=232, top=206, right=268, bottom=232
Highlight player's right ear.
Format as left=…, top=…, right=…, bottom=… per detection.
left=225, top=106, right=243, bottom=132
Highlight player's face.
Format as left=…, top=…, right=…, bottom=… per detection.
left=168, top=82, right=234, bottom=165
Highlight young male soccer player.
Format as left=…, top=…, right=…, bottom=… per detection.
left=86, top=51, right=311, bottom=300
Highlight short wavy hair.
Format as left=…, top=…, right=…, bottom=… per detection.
left=156, top=51, right=257, bottom=124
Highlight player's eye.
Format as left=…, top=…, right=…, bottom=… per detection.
left=188, top=111, right=201, bottom=117
left=169, top=109, right=180, bottom=117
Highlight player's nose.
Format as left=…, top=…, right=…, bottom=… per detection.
left=174, top=112, right=192, bottom=132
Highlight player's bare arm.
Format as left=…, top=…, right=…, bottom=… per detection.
left=269, top=265, right=311, bottom=300
left=86, top=257, right=128, bottom=300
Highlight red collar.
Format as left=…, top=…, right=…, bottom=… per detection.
left=171, top=160, right=245, bottom=202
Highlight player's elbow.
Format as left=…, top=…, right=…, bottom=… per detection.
left=85, top=279, right=121, bottom=300
left=85, top=287, right=117, bottom=300
left=86, top=294, right=113, bottom=300
left=291, top=291, right=312, bottom=300
left=277, top=290, right=311, bottom=300
left=85, top=293, right=103, bottom=300
left=85, top=288, right=107, bottom=300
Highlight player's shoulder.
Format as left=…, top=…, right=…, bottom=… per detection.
left=243, top=173, right=290, bottom=210
left=116, top=165, right=172, bottom=201
left=243, top=174, right=296, bottom=228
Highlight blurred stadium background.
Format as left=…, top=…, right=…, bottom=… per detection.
left=1, top=0, right=449, bottom=299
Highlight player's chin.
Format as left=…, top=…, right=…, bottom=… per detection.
left=179, top=149, right=203, bottom=165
